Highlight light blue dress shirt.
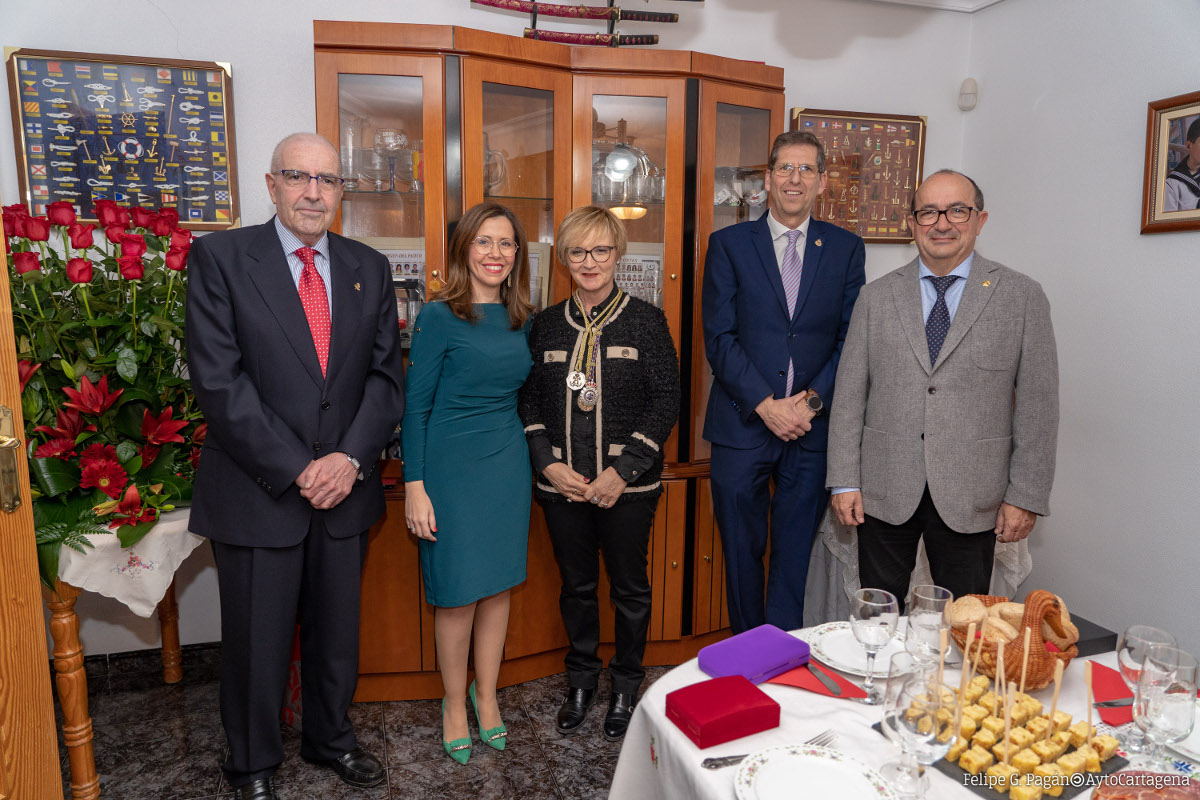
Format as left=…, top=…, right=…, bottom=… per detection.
left=274, top=216, right=334, bottom=314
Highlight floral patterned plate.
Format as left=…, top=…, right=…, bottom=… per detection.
left=807, top=621, right=906, bottom=679
left=734, top=744, right=898, bottom=800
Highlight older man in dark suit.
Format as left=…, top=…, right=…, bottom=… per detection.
left=702, top=131, right=866, bottom=634
left=827, top=169, right=1058, bottom=610
left=186, top=133, right=404, bottom=800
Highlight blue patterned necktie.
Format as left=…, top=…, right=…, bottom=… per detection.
left=780, top=228, right=803, bottom=393
left=924, top=274, right=959, bottom=366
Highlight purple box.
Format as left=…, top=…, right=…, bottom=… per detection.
left=697, top=624, right=811, bottom=684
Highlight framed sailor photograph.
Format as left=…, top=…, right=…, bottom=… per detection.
left=6, top=47, right=239, bottom=230
left=790, top=107, right=927, bottom=244
left=1141, top=89, right=1200, bottom=234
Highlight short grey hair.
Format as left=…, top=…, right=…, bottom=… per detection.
left=269, top=132, right=338, bottom=173
left=768, top=131, right=827, bottom=174
left=912, top=169, right=985, bottom=213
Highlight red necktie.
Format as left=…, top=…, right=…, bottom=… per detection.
left=295, top=247, right=330, bottom=377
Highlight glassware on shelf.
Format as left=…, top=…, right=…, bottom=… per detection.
left=360, top=149, right=390, bottom=192
left=1117, top=624, right=1177, bottom=753
left=339, top=113, right=368, bottom=191
left=1132, top=643, right=1197, bottom=771
left=714, top=166, right=741, bottom=207
left=849, top=588, right=900, bottom=705
left=482, top=131, right=508, bottom=196
left=373, top=128, right=410, bottom=191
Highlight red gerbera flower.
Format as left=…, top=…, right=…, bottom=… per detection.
left=79, top=443, right=119, bottom=468
left=142, top=406, right=188, bottom=446
left=62, top=375, right=123, bottom=416
left=34, top=437, right=77, bottom=460
left=80, top=459, right=130, bottom=499
left=33, top=407, right=96, bottom=440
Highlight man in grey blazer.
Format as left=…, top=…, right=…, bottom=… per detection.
left=826, top=170, right=1058, bottom=609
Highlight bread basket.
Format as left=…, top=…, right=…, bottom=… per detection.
left=948, top=589, right=1079, bottom=690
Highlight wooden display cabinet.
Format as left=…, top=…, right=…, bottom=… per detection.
left=313, top=21, right=783, bottom=701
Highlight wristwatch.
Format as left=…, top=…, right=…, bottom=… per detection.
left=803, top=389, right=824, bottom=415
left=343, top=453, right=364, bottom=481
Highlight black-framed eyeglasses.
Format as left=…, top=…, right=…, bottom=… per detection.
left=471, top=236, right=519, bottom=255
left=277, top=169, right=344, bottom=190
left=913, top=206, right=977, bottom=226
left=565, top=245, right=615, bottom=264
left=770, top=163, right=820, bottom=179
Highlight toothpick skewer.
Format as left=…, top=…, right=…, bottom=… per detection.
left=1003, top=680, right=1014, bottom=766
left=968, top=624, right=982, bottom=685
left=996, top=638, right=1006, bottom=700
left=1020, top=626, right=1031, bottom=695
left=1086, top=661, right=1094, bottom=741
left=1048, top=659, right=1063, bottom=724
left=955, top=622, right=975, bottom=741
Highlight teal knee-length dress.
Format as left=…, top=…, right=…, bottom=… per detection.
left=401, top=301, right=532, bottom=607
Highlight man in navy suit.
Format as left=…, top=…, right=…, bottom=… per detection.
left=702, top=131, right=865, bottom=634
left=186, top=133, right=404, bottom=800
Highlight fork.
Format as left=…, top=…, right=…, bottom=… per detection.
left=700, top=728, right=838, bottom=770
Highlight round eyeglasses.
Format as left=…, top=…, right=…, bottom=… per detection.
left=565, top=245, right=615, bottom=264
left=471, top=236, right=519, bottom=256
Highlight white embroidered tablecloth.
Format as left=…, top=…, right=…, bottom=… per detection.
left=57, top=507, right=206, bottom=617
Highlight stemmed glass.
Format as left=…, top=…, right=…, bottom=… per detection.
left=850, top=588, right=900, bottom=704
left=905, top=585, right=953, bottom=665
left=1117, top=625, right=1177, bottom=752
left=1132, top=643, right=1197, bottom=771
left=372, top=128, right=409, bottom=191
left=884, top=674, right=959, bottom=800
left=879, top=652, right=938, bottom=799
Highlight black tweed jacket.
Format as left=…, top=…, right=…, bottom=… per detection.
left=518, top=292, right=680, bottom=504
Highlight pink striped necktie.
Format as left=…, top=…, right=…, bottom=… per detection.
left=295, top=246, right=330, bottom=378
left=781, top=229, right=803, bottom=394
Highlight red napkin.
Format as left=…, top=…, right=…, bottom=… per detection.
left=767, top=661, right=868, bottom=699
left=1089, top=661, right=1134, bottom=725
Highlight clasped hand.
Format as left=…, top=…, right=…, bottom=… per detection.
left=756, top=392, right=816, bottom=442
left=542, top=463, right=627, bottom=507
left=295, top=453, right=357, bottom=510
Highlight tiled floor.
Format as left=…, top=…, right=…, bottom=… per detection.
left=59, top=644, right=667, bottom=799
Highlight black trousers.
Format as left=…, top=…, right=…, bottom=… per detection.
left=211, top=519, right=368, bottom=787
left=856, top=487, right=996, bottom=615
left=542, top=495, right=658, bottom=695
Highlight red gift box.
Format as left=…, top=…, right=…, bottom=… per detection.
left=665, top=675, right=780, bottom=749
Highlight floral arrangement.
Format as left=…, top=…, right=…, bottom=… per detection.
left=4, top=200, right=203, bottom=588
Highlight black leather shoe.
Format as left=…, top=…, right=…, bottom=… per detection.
left=603, top=692, right=637, bottom=741
left=235, top=777, right=278, bottom=800
left=304, top=746, right=385, bottom=788
left=555, top=687, right=595, bottom=735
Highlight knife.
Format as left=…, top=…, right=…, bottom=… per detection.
left=807, top=661, right=842, bottom=696
left=1094, top=698, right=1133, bottom=708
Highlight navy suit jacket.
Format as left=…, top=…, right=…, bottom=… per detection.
left=185, top=219, right=405, bottom=547
left=702, top=213, right=865, bottom=451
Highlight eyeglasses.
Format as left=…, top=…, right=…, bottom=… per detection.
left=771, top=163, right=820, bottom=179
left=913, top=206, right=977, bottom=226
left=277, top=170, right=344, bottom=190
left=471, top=236, right=519, bottom=256
left=565, top=245, right=615, bottom=264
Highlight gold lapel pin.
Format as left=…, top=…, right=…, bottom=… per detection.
left=982, top=280, right=991, bottom=287
left=354, top=282, right=361, bottom=291
left=815, top=239, right=823, bottom=247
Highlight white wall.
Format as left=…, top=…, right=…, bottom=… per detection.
left=2, top=0, right=972, bottom=654
left=964, top=0, right=1200, bottom=656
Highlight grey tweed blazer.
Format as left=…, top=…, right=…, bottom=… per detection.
left=826, top=254, right=1059, bottom=533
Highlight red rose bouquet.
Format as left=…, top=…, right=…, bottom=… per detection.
left=4, top=201, right=201, bottom=588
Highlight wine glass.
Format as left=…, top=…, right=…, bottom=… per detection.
left=1117, top=624, right=1177, bottom=752
left=1133, top=643, right=1197, bottom=771
left=879, top=652, right=938, bottom=799
left=373, top=128, right=409, bottom=190
left=850, top=588, right=900, bottom=704
left=905, top=585, right=953, bottom=665
left=884, top=674, right=959, bottom=800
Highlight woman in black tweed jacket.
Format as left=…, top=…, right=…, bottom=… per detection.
left=517, top=206, right=679, bottom=742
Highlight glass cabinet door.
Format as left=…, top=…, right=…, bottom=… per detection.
left=462, top=60, right=571, bottom=311
left=315, top=52, right=445, bottom=349
left=691, top=82, right=784, bottom=463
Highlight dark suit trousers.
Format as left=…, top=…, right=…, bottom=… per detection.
left=710, top=439, right=828, bottom=634
left=857, top=487, right=996, bottom=615
left=211, top=518, right=368, bottom=787
left=542, top=496, right=657, bottom=695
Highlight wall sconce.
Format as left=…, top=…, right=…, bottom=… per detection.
left=958, top=78, right=979, bottom=112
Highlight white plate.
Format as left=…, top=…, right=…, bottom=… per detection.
left=807, top=621, right=906, bottom=678
left=734, top=744, right=899, bottom=800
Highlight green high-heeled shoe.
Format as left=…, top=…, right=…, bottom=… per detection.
left=442, top=698, right=472, bottom=765
left=469, top=680, right=508, bottom=751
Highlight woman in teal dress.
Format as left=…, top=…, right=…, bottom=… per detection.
left=401, top=202, right=534, bottom=764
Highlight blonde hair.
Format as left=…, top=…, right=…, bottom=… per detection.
left=555, top=206, right=628, bottom=265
